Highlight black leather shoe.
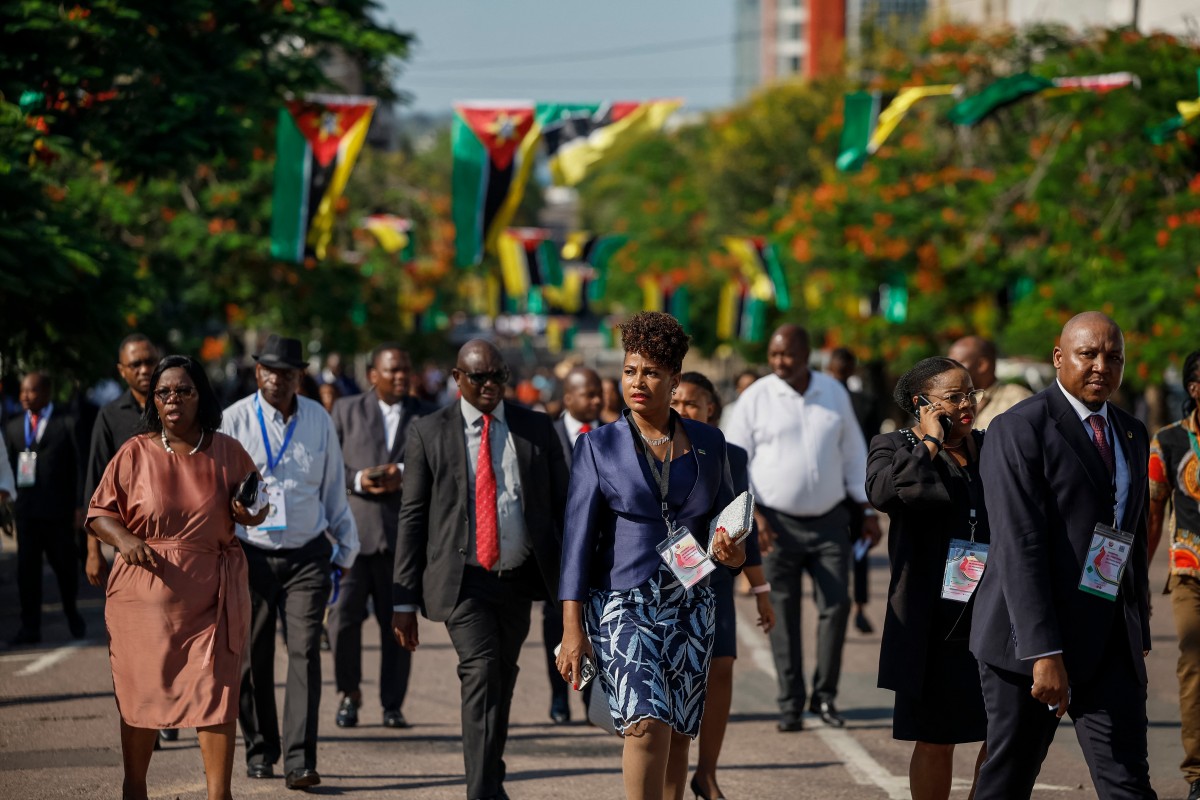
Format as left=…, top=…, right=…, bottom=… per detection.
left=335, top=695, right=358, bottom=728
left=7, top=629, right=40, bottom=647
left=286, top=768, right=320, bottom=790
left=854, top=610, right=874, bottom=634
left=1188, top=780, right=1200, bottom=800
left=776, top=714, right=804, bottom=732
left=382, top=709, right=409, bottom=729
left=246, top=763, right=274, bottom=779
left=813, top=700, right=846, bottom=728
left=67, top=612, right=86, bottom=640
left=549, top=696, right=570, bottom=725
left=158, top=729, right=178, bottom=743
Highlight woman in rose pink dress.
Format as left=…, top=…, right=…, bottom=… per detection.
left=88, top=355, right=266, bottom=800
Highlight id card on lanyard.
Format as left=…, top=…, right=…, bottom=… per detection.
left=252, top=395, right=296, bottom=532
left=17, top=413, right=40, bottom=488
left=940, top=453, right=988, bottom=603
left=1079, top=473, right=1133, bottom=600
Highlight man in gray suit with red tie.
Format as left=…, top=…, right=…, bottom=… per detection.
left=970, top=312, right=1155, bottom=799
left=330, top=343, right=432, bottom=730
left=392, top=339, right=568, bottom=800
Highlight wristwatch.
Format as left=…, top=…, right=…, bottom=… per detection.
left=921, top=434, right=943, bottom=452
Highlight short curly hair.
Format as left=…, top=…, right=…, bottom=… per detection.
left=620, top=312, right=690, bottom=374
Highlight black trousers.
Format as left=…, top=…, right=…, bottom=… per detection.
left=15, top=515, right=79, bottom=633
left=762, top=503, right=852, bottom=714
left=975, top=628, right=1156, bottom=800
left=541, top=600, right=592, bottom=713
left=328, top=549, right=411, bottom=711
left=239, top=536, right=332, bottom=773
left=445, top=565, right=533, bottom=800
left=843, top=499, right=869, bottom=606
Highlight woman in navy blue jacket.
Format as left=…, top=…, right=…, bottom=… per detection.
left=557, top=312, right=746, bottom=800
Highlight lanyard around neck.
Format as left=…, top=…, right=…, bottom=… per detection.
left=255, top=394, right=297, bottom=474
left=628, top=411, right=676, bottom=533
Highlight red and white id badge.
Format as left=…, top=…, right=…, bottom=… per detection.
left=16, top=450, right=36, bottom=488
left=1079, top=523, right=1134, bottom=600
left=941, top=539, right=988, bottom=603
left=657, top=527, right=716, bottom=589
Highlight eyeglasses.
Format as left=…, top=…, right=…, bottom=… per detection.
left=459, top=369, right=510, bottom=387
left=154, top=386, right=197, bottom=402
left=925, top=390, right=985, bottom=407
left=121, top=358, right=157, bottom=370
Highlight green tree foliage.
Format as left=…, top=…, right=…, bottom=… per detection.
left=0, top=0, right=411, bottom=376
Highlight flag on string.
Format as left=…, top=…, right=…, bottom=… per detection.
left=1050, top=72, right=1140, bottom=94
left=724, top=237, right=790, bottom=311
left=452, top=102, right=537, bottom=267
left=541, top=99, right=682, bottom=186
left=947, top=73, right=1054, bottom=126
left=363, top=215, right=416, bottom=261
left=271, top=94, right=376, bottom=263
left=869, top=85, right=958, bottom=153
left=497, top=227, right=563, bottom=298
left=837, top=91, right=882, bottom=172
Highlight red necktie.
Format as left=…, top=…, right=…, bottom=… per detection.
left=579, top=423, right=592, bottom=434
left=28, top=413, right=39, bottom=441
left=1087, top=414, right=1115, bottom=477
left=475, top=414, right=499, bottom=570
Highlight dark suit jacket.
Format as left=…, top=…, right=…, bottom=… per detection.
left=559, top=412, right=736, bottom=601
left=333, top=392, right=432, bottom=555
left=969, top=386, right=1151, bottom=685
left=84, top=389, right=145, bottom=505
left=393, top=400, right=569, bottom=622
left=553, top=417, right=573, bottom=471
left=5, top=408, right=83, bottom=520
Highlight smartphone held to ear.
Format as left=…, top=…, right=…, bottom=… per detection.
left=917, top=396, right=954, bottom=437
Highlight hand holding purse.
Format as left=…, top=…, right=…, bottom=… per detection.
left=707, top=490, right=755, bottom=558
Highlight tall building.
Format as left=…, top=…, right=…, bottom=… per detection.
left=931, top=0, right=1197, bottom=34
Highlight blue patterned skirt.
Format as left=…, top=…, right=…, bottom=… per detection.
left=586, top=564, right=715, bottom=737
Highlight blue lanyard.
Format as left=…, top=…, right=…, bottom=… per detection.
left=254, top=395, right=297, bottom=474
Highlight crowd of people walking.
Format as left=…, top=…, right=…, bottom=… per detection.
left=1, top=309, right=1194, bottom=800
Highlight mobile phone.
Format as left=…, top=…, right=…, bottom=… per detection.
left=917, top=396, right=954, bottom=437
left=553, top=644, right=598, bottom=690
left=235, top=471, right=260, bottom=507
left=365, top=466, right=388, bottom=481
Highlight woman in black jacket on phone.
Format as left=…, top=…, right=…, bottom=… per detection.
left=866, top=357, right=989, bottom=800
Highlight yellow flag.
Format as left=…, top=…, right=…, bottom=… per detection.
left=868, top=85, right=958, bottom=154
left=307, top=107, right=375, bottom=259
left=553, top=100, right=682, bottom=186
left=1179, top=98, right=1200, bottom=124
left=497, top=230, right=531, bottom=297
left=716, top=281, right=741, bottom=340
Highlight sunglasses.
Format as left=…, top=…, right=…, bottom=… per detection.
left=459, top=369, right=509, bottom=387
left=154, top=386, right=197, bottom=402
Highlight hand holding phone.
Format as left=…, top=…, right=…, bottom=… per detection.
left=917, top=396, right=954, bottom=438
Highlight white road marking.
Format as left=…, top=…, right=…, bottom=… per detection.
left=15, top=642, right=86, bottom=676
left=734, top=603, right=1079, bottom=796
left=0, top=652, right=40, bottom=663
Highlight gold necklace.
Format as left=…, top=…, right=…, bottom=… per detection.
left=162, top=429, right=204, bottom=455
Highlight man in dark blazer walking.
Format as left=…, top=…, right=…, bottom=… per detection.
left=330, top=343, right=431, bottom=730
left=4, top=372, right=85, bottom=645
left=970, top=311, right=1156, bottom=799
left=392, top=340, right=568, bottom=800
left=544, top=366, right=602, bottom=723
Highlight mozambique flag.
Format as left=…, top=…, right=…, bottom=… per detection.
left=541, top=100, right=681, bottom=186
left=837, top=86, right=957, bottom=172
left=724, top=236, right=790, bottom=311
left=452, top=102, right=537, bottom=267
left=363, top=215, right=416, bottom=262
left=497, top=227, right=563, bottom=298
left=271, top=94, right=376, bottom=263
left=562, top=232, right=629, bottom=309
left=947, top=74, right=1053, bottom=127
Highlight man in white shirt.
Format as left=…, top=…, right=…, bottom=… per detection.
left=725, top=325, right=880, bottom=732
left=221, top=334, right=359, bottom=791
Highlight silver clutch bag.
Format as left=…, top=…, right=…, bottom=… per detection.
left=707, top=490, right=755, bottom=557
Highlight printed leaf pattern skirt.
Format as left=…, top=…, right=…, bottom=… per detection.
left=586, top=564, right=715, bottom=737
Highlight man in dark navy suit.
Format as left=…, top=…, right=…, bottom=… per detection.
left=970, top=312, right=1155, bottom=799
left=543, top=366, right=602, bottom=723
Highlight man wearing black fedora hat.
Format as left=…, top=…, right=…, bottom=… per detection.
left=221, top=333, right=360, bottom=790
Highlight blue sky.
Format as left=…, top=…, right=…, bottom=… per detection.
left=377, top=0, right=738, bottom=113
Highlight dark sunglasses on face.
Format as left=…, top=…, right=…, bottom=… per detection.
left=154, top=386, right=197, bottom=402
left=460, top=369, right=509, bottom=387
left=122, top=358, right=158, bottom=370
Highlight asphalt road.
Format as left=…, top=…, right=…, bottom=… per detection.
left=0, top=535, right=1190, bottom=799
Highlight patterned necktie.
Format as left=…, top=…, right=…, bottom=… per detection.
left=475, top=413, right=499, bottom=570
left=1087, top=414, right=1115, bottom=477
left=579, top=423, right=592, bottom=434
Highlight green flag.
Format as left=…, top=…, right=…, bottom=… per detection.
left=837, top=91, right=880, bottom=172
left=947, top=74, right=1054, bottom=127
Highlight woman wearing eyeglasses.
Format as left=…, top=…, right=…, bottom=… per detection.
left=557, top=312, right=746, bottom=800
left=865, top=357, right=990, bottom=800
left=87, top=356, right=267, bottom=800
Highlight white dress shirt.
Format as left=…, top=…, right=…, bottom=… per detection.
left=562, top=412, right=594, bottom=449
left=460, top=399, right=530, bottom=570
left=352, top=398, right=406, bottom=494
left=220, top=391, right=359, bottom=567
left=724, top=372, right=869, bottom=516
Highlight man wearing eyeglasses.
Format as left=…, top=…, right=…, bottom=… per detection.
left=392, top=339, right=569, bottom=800
left=948, top=336, right=1032, bottom=430
left=83, top=334, right=159, bottom=590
